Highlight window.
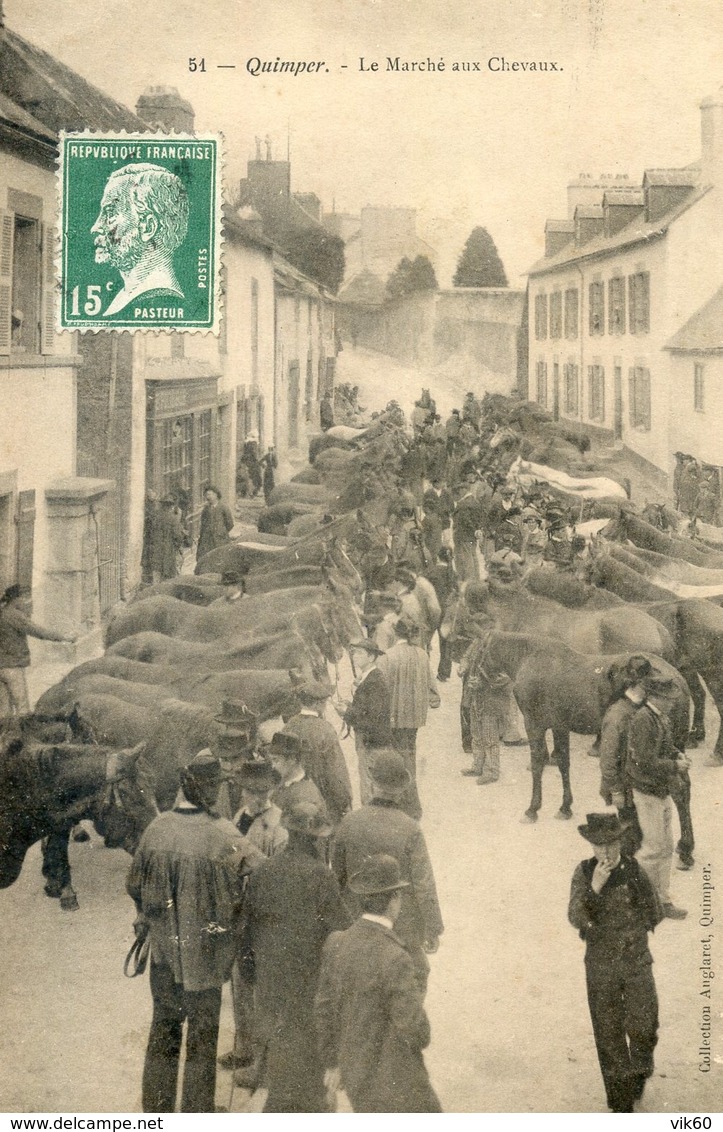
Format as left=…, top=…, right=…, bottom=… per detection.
left=589, top=281, right=605, bottom=336
left=549, top=291, right=562, bottom=339
left=564, top=288, right=579, bottom=338
left=629, top=366, right=651, bottom=429
left=588, top=364, right=605, bottom=421
left=534, top=293, right=548, bottom=340
left=608, top=276, right=626, bottom=335
left=305, top=355, right=314, bottom=421
left=536, top=359, right=548, bottom=406
left=161, top=415, right=193, bottom=501
left=694, top=363, right=705, bottom=413
left=0, top=206, right=55, bottom=357
left=628, top=272, right=650, bottom=335
left=564, top=362, right=579, bottom=415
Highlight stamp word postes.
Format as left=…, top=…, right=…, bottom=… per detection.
left=58, top=133, right=221, bottom=332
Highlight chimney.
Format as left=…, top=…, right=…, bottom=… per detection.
left=135, top=86, right=195, bottom=133
left=701, top=86, right=723, bottom=187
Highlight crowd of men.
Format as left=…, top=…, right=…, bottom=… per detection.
left=125, top=387, right=696, bottom=1114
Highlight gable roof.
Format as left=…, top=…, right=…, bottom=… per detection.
left=528, top=183, right=710, bottom=277
left=665, top=284, right=723, bottom=352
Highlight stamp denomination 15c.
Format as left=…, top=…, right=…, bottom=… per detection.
left=58, top=132, right=221, bottom=332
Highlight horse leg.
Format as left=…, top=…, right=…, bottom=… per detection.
left=670, top=770, right=695, bottom=869
left=522, top=726, right=546, bottom=824
left=681, top=666, right=706, bottom=746
left=702, top=672, right=723, bottom=765
left=552, top=730, right=573, bottom=819
left=42, top=827, right=79, bottom=911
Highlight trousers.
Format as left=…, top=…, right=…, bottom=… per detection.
left=354, top=732, right=375, bottom=808
left=230, top=959, right=255, bottom=1063
left=585, top=956, right=658, bottom=1112
left=633, top=790, right=674, bottom=904
left=142, top=961, right=222, bottom=1113
left=0, top=667, right=30, bottom=714
left=391, top=728, right=422, bottom=820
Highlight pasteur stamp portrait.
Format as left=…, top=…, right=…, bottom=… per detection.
left=58, top=132, right=221, bottom=331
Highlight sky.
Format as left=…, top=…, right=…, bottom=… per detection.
left=7, top=0, right=723, bottom=286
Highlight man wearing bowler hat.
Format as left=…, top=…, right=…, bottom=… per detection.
left=219, top=757, right=288, bottom=1076
left=337, top=637, right=392, bottom=806
left=332, top=751, right=443, bottom=991
left=568, top=812, right=663, bottom=1113
left=266, top=730, right=327, bottom=818
left=282, top=679, right=352, bottom=825
left=127, top=749, right=263, bottom=1112
left=315, top=853, right=442, bottom=1113
left=238, top=801, right=349, bottom=1111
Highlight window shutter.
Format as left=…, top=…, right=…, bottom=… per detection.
left=40, top=222, right=56, bottom=355
left=0, top=210, right=14, bottom=355
left=15, top=489, right=36, bottom=614
left=628, top=368, right=635, bottom=424
left=643, top=369, right=651, bottom=430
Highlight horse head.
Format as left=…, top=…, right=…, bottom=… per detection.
left=94, top=742, right=159, bottom=853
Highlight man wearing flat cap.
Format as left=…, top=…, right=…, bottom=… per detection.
left=332, top=751, right=443, bottom=990
left=127, top=749, right=264, bottom=1112
left=315, top=853, right=442, bottom=1113
left=568, top=812, right=663, bottom=1113
left=338, top=638, right=392, bottom=806
left=238, top=801, right=350, bottom=1111
left=282, top=679, right=352, bottom=825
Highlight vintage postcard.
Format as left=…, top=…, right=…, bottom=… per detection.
left=0, top=0, right=722, bottom=1119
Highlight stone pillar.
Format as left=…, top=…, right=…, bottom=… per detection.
left=44, top=477, right=114, bottom=659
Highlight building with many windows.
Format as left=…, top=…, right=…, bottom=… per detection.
left=526, top=88, right=723, bottom=489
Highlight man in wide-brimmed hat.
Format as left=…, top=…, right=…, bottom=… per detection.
left=568, top=812, right=663, bottom=1114
left=315, top=853, right=442, bottom=1113
left=238, top=801, right=349, bottom=1110
left=127, top=749, right=263, bottom=1113
left=332, top=751, right=443, bottom=990
left=282, top=679, right=352, bottom=824
left=213, top=699, right=258, bottom=819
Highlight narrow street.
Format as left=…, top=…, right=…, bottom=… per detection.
left=0, top=355, right=721, bottom=1114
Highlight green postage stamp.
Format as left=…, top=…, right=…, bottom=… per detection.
left=58, top=132, right=222, bottom=332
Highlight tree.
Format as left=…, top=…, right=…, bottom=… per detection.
left=385, top=255, right=438, bottom=299
left=453, top=227, right=508, bottom=287
left=282, top=227, right=346, bottom=294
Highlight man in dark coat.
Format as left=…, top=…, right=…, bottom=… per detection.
left=149, top=495, right=185, bottom=581
left=332, top=751, right=443, bottom=990
left=598, top=656, right=651, bottom=856
left=283, top=680, right=352, bottom=825
left=315, top=853, right=442, bottom=1113
left=421, top=479, right=454, bottom=560
left=340, top=638, right=392, bottom=806
left=196, top=485, right=234, bottom=564
left=568, top=812, right=663, bottom=1113
left=452, top=470, right=487, bottom=582
left=238, top=801, right=350, bottom=1112
left=127, top=750, right=263, bottom=1113
left=267, top=730, right=327, bottom=817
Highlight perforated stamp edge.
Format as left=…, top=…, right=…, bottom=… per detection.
left=56, top=130, right=224, bottom=335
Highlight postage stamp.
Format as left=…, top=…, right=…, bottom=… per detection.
left=57, top=132, right=222, bottom=332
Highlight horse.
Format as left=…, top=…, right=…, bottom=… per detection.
left=0, top=714, right=154, bottom=910
left=474, top=631, right=692, bottom=829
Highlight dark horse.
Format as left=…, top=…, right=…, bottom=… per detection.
left=475, top=632, right=692, bottom=844
left=0, top=712, right=155, bottom=910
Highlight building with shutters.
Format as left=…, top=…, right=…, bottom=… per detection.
left=0, top=13, right=144, bottom=650
left=526, top=86, right=723, bottom=487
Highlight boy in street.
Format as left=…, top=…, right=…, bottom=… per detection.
left=568, top=812, right=663, bottom=1113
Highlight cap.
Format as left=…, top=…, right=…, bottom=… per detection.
left=238, top=758, right=281, bottom=792
left=348, top=638, right=384, bottom=658
left=296, top=679, right=334, bottom=703
left=268, top=731, right=305, bottom=762
left=624, top=655, right=653, bottom=684
left=348, top=853, right=411, bottom=895
left=181, top=749, right=222, bottom=781
left=281, top=801, right=333, bottom=838
left=221, top=567, right=248, bottom=585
